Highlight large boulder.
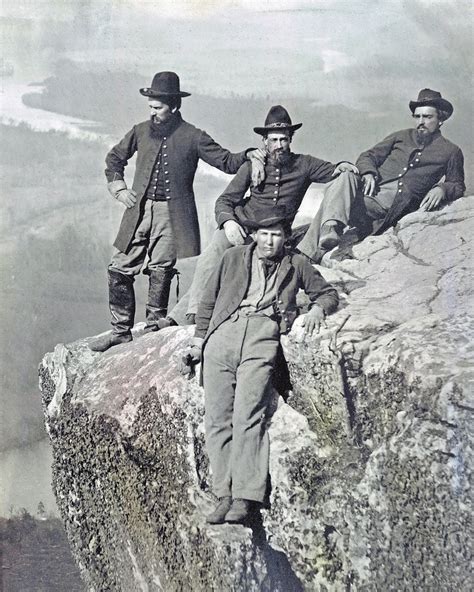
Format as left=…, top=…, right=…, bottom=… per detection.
left=39, top=197, right=473, bottom=591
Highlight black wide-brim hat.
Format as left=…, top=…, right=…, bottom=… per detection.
left=140, top=71, right=191, bottom=98
left=409, top=88, right=453, bottom=119
left=254, top=105, right=302, bottom=135
left=239, top=205, right=292, bottom=232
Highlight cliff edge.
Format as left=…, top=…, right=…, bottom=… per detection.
left=39, top=197, right=473, bottom=591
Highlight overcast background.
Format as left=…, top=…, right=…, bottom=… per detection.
left=1, top=0, right=472, bottom=516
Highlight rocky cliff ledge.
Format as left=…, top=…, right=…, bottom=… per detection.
left=39, top=198, right=473, bottom=591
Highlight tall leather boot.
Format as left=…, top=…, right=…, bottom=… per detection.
left=144, top=267, right=176, bottom=332
left=89, top=269, right=135, bottom=352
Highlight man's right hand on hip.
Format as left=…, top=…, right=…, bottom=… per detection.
left=107, top=180, right=137, bottom=208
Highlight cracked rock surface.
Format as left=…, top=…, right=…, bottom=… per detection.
left=39, top=198, right=473, bottom=591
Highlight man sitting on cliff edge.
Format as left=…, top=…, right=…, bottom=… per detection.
left=180, top=208, right=338, bottom=524
left=297, top=88, right=466, bottom=260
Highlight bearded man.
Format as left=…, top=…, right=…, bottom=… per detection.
left=89, top=71, right=264, bottom=352
left=162, top=104, right=357, bottom=326
left=297, top=88, right=465, bottom=259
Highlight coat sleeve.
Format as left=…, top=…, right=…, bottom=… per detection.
left=194, top=253, right=228, bottom=340
left=197, top=130, right=249, bottom=174
left=299, top=258, right=339, bottom=315
left=306, top=155, right=338, bottom=184
left=436, top=147, right=465, bottom=201
left=105, top=126, right=138, bottom=182
left=215, top=162, right=252, bottom=227
left=356, top=131, right=398, bottom=179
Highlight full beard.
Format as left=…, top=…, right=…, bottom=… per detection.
left=415, top=127, right=433, bottom=144
left=268, top=149, right=291, bottom=165
left=149, top=113, right=177, bottom=139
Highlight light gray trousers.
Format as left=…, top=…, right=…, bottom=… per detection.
left=109, top=200, right=177, bottom=275
left=203, top=312, right=280, bottom=502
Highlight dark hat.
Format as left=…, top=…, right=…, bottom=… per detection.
left=253, top=105, right=302, bottom=136
left=409, top=89, right=453, bottom=119
left=239, top=205, right=291, bottom=232
left=140, top=71, right=191, bottom=98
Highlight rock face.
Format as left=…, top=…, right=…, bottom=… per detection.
left=40, top=198, right=473, bottom=591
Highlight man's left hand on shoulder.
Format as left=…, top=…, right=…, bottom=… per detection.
left=332, top=162, right=359, bottom=176
left=299, top=305, right=326, bottom=339
left=418, top=186, right=446, bottom=211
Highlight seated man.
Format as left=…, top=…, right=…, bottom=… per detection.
left=162, top=105, right=356, bottom=326
left=297, top=89, right=465, bottom=260
left=181, top=208, right=339, bottom=524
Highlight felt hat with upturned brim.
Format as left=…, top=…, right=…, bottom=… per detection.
left=140, top=71, right=191, bottom=98
left=409, top=88, right=453, bottom=119
left=239, top=205, right=292, bottom=232
left=253, top=105, right=302, bottom=135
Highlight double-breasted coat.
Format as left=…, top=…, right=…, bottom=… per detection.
left=105, top=113, right=249, bottom=258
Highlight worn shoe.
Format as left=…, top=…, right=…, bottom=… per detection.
left=89, top=332, right=132, bottom=352
left=319, top=221, right=342, bottom=250
left=206, top=497, right=232, bottom=525
left=224, top=498, right=253, bottom=524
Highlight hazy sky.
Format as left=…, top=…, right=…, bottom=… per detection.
left=2, top=0, right=472, bottom=105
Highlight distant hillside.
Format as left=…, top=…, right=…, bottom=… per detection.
left=0, top=512, right=83, bottom=591
left=0, top=122, right=229, bottom=452
left=22, top=60, right=473, bottom=189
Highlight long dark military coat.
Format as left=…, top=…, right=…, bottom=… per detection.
left=356, top=128, right=465, bottom=234
left=105, top=113, right=248, bottom=258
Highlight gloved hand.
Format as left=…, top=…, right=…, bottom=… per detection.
left=107, top=180, right=137, bottom=209
left=247, top=148, right=266, bottom=186
left=223, top=220, right=247, bottom=245
left=178, top=345, right=202, bottom=377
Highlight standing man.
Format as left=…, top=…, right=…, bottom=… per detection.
left=181, top=208, right=338, bottom=524
left=297, top=89, right=465, bottom=258
left=164, top=105, right=356, bottom=326
left=89, top=71, right=264, bottom=352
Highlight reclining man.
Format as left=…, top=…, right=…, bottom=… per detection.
left=297, top=88, right=465, bottom=259
left=162, top=104, right=357, bottom=326
left=89, top=71, right=264, bottom=352
left=181, top=208, right=339, bottom=524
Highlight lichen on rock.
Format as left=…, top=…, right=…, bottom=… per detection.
left=40, top=197, right=473, bottom=591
